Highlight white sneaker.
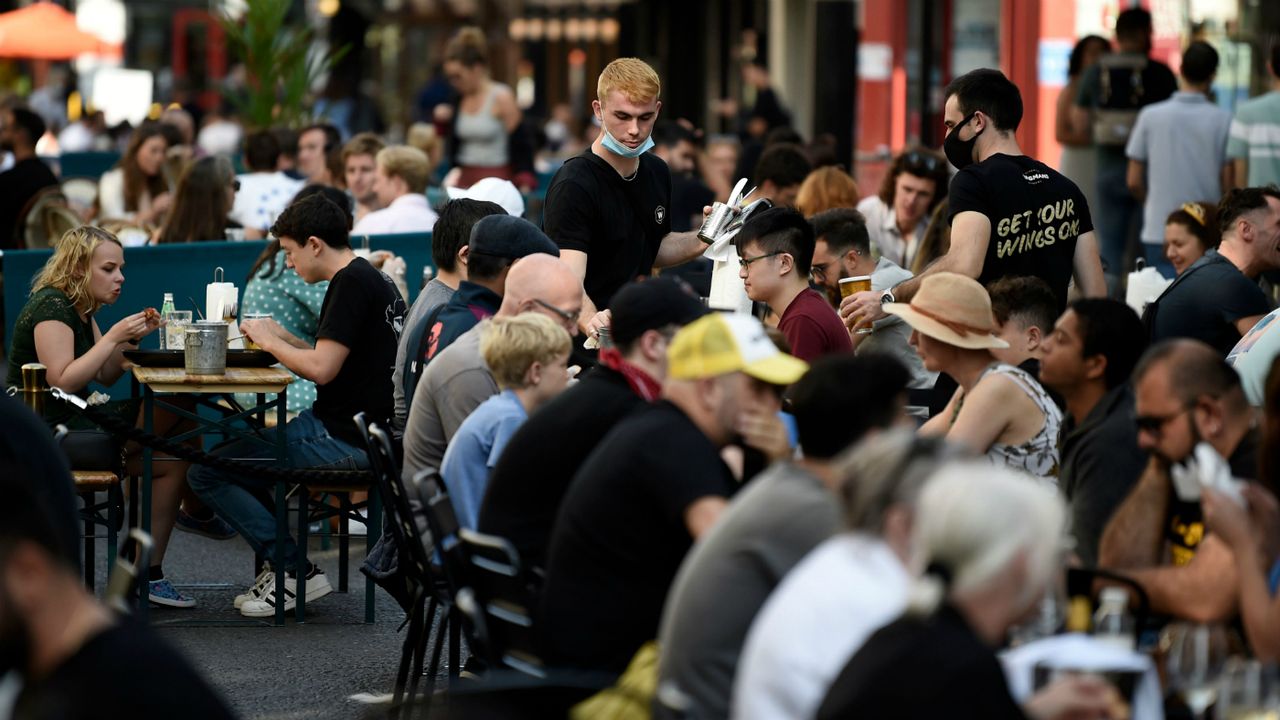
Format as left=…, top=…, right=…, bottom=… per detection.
left=239, top=566, right=333, bottom=618
left=234, top=565, right=274, bottom=610
left=348, top=510, right=367, bottom=537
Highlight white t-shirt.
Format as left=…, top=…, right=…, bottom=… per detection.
left=352, top=194, right=438, bottom=236
left=230, top=172, right=304, bottom=232
left=730, top=533, right=909, bottom=720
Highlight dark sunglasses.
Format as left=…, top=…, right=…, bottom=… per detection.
left=232, top=179, right=241, bottom=191
left=903, top=151, right=942, bottom=174
left=1134, top=405, right=1191, bottom=435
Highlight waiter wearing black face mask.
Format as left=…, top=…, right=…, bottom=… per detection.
left=841, top=68, right=1107, bottom=339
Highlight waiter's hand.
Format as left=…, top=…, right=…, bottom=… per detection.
left=840, top=290, right=886, bottom=332
left=582, top=308, right=612, bottom=339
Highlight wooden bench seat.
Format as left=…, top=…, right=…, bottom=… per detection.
left=72, top=470, right=121, bottom=491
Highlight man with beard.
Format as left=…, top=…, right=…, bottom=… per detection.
left=1098, top=339, right=1256, bottom=621
left=0, top=394, right=235, bottom=719
left=0, top=107, right=57, bottom=249
left=809, top=208, right=934, bottom=390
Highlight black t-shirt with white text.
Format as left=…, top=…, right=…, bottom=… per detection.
left=313, top=256, right=406, bottom=446
left=543, top=148, right=672, bottom=310
left=948, top=153, right=1094, bottom=311
left=535, top=401, right=735, bottom=675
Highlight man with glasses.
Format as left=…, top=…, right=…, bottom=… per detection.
left=855, top=147, right=950, bottom=269
left=808, top=208, right=933, bottom=390
left=402, top=254, right=582, bottom=484
left=417, top=214, right=560, bottom=365
left=736, top=207, right=850, bottom=362
left=479, top=278, right=707, bottom=571
left=1098, top=339, right=1257, bottom=621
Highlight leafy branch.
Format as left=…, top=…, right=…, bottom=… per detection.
left=219, top=0, right=350, bottom=130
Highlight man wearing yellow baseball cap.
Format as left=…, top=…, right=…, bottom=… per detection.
left=536, top=312, right=808, bottom=688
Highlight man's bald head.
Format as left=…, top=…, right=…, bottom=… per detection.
left=1135, top=338, right=1245, bottom=410
left=498, top=254, right=584, bottom=334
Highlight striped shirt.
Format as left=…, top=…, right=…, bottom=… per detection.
left=1227, top=90, right=1280, bottom=187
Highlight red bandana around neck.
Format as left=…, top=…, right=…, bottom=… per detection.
left=597, top=347, right=662, bottom=402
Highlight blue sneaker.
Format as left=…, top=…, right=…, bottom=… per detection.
left=175, top=508, right=237, bottom=540
left=149, top=578, right=196, bottom=608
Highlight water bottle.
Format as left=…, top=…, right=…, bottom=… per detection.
left=160, top=293, right=176, bottom=349
left=1092, top=587, right=1135, bottom=651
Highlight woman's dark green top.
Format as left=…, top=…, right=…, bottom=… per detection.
left=6, top=287, right=134, bottom=429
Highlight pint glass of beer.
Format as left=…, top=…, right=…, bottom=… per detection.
left=839, top=276, right=874, bottom=335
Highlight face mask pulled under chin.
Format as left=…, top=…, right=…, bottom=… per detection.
left=600, top=124, right=655, bottom=159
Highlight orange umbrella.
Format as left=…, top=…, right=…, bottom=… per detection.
left=0, top=2, right=121, bottom=60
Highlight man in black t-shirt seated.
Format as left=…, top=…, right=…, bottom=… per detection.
left=841, top=68, right=1106, bottom=332
left=1147, top=187, right=1280, bottom=356
left=1099, top=340, right=1257, bottom=622
left=478, top=277, right=708, bottom=571
left=0, top=396, right=236, bottom=720
left=190, top=194, right=407, bottom=618
left=0, top=107, right=58, bottom=249
left=543, top=58, right=714, bottom=340
left=535, top=313, right=807, bottom=682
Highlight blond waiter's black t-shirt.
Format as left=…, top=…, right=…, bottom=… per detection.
left=948, top=153, right=1093, bottom=311
left=543, top=148, right=672, bottom=310
left=314, top=256, right=406, bottom=445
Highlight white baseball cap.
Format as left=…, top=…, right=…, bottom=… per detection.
left=446, top=177, right=525, bottom=218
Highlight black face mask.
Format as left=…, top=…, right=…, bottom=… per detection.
left=943, top=112, right=983, bottom=170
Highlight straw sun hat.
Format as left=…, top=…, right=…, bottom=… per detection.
left=883, top=272, right=1009, bottom=350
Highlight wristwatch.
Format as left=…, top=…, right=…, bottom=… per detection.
left=879, top=289, right=896, bottom=305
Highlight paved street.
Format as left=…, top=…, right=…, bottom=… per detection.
left=89, top=520, right=435, bottom=720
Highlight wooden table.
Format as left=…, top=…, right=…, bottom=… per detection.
left=132, top=365, right=294, bottom=625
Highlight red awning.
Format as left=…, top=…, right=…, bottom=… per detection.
left=0, top=2, right=121, bottom=60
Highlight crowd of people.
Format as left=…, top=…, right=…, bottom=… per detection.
left=5, top=9, right=1280, bottom=719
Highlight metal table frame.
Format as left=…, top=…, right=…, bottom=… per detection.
left=132, top=366, right=294, bottom=626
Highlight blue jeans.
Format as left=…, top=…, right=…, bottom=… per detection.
left=1095, top=161, right=1142, bottom=290
left=1142, top=244, right=1176, bottom=279
left=188, top=409, right=369, bottom=571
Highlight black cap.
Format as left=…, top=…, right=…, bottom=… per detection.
left=609, top=277, right=709, bottom=348
left=468, top=214, right=560, bottom=259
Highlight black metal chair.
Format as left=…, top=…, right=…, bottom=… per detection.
left=455, top=528, right=546, bottom=679
left=104, top=528, right=153, bottom=615
left=414, top=470, right=468, bottom=687
left=355, top=414, right=453, bottom=718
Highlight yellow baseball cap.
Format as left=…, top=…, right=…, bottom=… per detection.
left=667, top=313, right=809, bottom=385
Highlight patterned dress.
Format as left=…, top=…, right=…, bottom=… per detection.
left=236, top=251, right=327, bottom=415
left=966, top=363, right=1063, bottom=484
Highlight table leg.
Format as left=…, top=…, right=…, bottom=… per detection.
left=139, top=387, right=155, bottom=619
left=276, top=387, right=289, bottom=625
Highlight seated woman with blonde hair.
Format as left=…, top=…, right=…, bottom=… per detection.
left=5, top=226, right=206, bottom=607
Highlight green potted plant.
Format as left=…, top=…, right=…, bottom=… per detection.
left=220, top=0, right=348, bottom=129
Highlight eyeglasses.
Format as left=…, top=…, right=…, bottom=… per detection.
left=532, top=298, right=579, bottom=326
left=1134, top=405, right=1191, bottom=435
left=903, top=150, right=942, bottom=174
left=739, top=251, right=784, bottom=269
left=810, top=260, right=832, bottom=281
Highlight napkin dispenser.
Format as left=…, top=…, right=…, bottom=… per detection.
left=206, top=267, right=242, bottom=350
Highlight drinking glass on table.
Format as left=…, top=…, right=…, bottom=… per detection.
left=1163, top=622, right=1231, bottom=719
left=1219, top=658, right=1280, bottom=720
left=240, top=312, right=272, bottom=350
left=164, top=310, right=192, bottom=350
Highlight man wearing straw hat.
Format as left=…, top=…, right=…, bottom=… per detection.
left=887, top=272, right=1063, bottom=483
